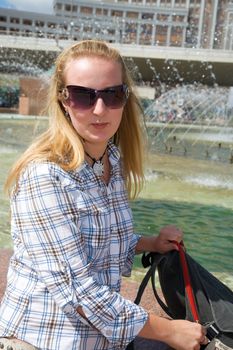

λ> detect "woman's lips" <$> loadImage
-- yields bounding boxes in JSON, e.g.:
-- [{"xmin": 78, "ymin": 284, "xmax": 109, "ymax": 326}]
[{"xmin": 92, "ymin": 122, "xmax": 108, "ymax": 129}]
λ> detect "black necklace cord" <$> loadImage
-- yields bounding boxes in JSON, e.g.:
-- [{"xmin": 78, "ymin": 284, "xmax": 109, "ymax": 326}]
[
  {"xmin": 84, "ymin": 148, "xmax": 106, "ymax": 164},
  {"xmin": 84, "ymin": 148, "xmax": 107, "ymax": 177}
]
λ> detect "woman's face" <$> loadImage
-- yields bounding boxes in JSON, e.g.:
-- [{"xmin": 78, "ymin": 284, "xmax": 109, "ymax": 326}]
[{"xmin": 62, "ymin": 56, "xmax": 125, "ymax": 151}]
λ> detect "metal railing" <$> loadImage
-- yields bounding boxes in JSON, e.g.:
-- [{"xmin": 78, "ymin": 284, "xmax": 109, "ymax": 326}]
[{"xmin": 1, "ymin": 31, "xmax": 233, "ymax": 64}]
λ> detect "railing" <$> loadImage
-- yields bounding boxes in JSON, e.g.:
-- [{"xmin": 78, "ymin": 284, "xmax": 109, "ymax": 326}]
[{"xmin": 1, "ymin": 31, "xmax": 233, "ymax": 63}]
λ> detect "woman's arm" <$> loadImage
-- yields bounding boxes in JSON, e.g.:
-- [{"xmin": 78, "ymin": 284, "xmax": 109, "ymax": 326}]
[
  {"xmin": 138, "ymin": 313, "xmax": 207, "ymax": 350},
  {"xmin": 77, "ymin": 306, "xmax": 207, "ymax": 350}
]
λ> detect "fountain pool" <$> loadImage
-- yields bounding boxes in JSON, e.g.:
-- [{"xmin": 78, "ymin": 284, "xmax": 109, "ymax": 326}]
[{"xmin": 0, "ymin": 116, "xmax": 232, "ymax": 290}]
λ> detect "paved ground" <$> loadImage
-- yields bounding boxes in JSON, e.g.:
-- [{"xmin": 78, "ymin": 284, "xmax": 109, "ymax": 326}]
[{"xmin": 0, "ymin": 248, "xmax": 172, "ymax": 350}]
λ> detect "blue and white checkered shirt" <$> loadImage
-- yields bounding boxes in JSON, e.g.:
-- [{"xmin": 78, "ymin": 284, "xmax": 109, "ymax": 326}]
[{"xmin": 0, "ymin": 142, "xmax": 148, "ymax": 350}]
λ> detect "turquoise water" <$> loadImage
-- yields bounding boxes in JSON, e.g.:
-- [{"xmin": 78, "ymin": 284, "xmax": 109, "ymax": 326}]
[
  {"xmin": 0, "ymin": 117, "xmax": 233, "ymax": 289},
  {"xmin": 130, "ymin": 152, "xmax": 233, "ymax": 289},
  {"xmin": 132, "ymin": 197, "xmax": 233, "ymax": 274}
]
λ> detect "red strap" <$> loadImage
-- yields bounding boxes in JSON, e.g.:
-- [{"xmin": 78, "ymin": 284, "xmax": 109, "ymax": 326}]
[{"xmin": 172, "ymin": 241, "xmax": 200, "ymax": 322}]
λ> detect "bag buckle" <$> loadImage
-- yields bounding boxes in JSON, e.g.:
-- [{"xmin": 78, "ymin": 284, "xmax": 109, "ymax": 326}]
[{"xmin": 205, "ymin": 322, "xmax": 220, "ymax": 341}]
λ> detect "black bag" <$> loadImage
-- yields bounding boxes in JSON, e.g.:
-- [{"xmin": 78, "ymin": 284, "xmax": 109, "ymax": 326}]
[{"xmin": 126, "ymin": 243, "xmax": 233, "ymax": 350}]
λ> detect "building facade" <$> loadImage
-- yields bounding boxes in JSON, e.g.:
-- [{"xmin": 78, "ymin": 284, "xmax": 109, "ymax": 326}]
[{"xmin": 0, "ymin": 0, "xmax": 232, "ymax": 50}]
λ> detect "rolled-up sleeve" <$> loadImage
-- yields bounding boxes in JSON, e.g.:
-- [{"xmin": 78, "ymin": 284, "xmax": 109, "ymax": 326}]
[
  {"xmin": 122, "ymin": 233, "xmax": 141, "ymax": 277},
  {"xmin": 13, "ymin": 162, "xmax": 148, "ymax": 348}
]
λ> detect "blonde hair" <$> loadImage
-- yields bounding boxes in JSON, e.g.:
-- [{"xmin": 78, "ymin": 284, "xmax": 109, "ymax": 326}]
[{"xmin": 5, "ymin": 40, "xmax": 146, "ymax": 198}]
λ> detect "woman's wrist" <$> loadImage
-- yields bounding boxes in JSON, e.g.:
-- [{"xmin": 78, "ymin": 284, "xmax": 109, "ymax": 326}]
[
  {"xmin": 135, "ymin": 236, "xmax": 158, "ymax": 254},
  {"xmin": 138, "ymin": 313, "xmax": 172, "ymax": 342}
]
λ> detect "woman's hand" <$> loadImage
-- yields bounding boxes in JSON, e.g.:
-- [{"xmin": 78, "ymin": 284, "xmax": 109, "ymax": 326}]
[
  {"xmin": 136, "ymin": 225, "xmax": 183, "ymax": 254},
  {"xmin": 165, "ymin": 319, "xmax": 208, "ymax": 350},
  {"xmin": 154, "ymin": 224, "xmax": 183, "ymax": 254}
]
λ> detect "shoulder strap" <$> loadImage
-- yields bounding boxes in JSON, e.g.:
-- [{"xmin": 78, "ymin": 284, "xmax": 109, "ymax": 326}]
[
  {"xmin": 133, "ymin": 252, "xmax": 173, "ymax": 318},
  {"xmin": 134, "ymin": 244, "xmax": 200, "ymax": 322}
]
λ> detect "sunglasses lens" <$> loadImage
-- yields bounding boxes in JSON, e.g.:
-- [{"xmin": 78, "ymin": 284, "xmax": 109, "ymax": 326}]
[
  {"xmin": 65, "ymin": 85, "xmax": 129, "ymax": 109},
  {"xmin": 102, "ymin": 85, "xmax": 128, "ymax": 109},
  {"xmin": 67, "ymin": 86, "xmax": 95, "ymax": 109}
]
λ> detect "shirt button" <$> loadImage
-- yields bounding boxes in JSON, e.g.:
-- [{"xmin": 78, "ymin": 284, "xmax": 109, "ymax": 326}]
[
  {"xmin": 105, "ymin": 329, "xmax": 112, "ymax": 336},
  {"xmin": 64, "ymin": 304, "xmax": 74, "ymax": 314}
]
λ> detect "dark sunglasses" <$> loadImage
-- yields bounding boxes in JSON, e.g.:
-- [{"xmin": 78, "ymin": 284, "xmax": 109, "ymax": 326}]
[{"xmin": 61, "ymin": 84, "xmax": 129, "ymax": 110}]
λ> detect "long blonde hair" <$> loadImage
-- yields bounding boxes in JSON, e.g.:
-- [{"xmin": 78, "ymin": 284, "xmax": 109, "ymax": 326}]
[{"xmin": 5, "ymin": 40, "xmax": 146, "ymax": 198}]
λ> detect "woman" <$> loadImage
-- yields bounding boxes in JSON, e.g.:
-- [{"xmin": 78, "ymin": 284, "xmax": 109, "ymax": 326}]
[{"xmin": 0, "ymin": 40, "xmax": 207, "ymax": 350}]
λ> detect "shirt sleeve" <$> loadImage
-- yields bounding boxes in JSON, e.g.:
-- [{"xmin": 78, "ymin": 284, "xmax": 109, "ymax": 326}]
[
  {"xmin": 122, "ymin": 233, "xmax": 141, "ymax": 277},
  {"xmin": 13, "ymin": 162, "xmax": 148, "ymax": 348}
]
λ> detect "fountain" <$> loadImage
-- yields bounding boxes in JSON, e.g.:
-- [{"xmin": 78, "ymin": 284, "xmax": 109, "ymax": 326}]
[
  {"xmin": 0, "ymin": 39, "xmax": 232, "ymax": 290},
  {"xmin": 144, "ymin": 83, "xmax": 233, "ymax": 164}
]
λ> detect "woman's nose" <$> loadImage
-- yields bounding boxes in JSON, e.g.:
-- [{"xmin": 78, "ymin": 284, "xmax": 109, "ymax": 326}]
[{"xmin": 93, "ymin": 98, "xmax": 107, "ymax": 115}]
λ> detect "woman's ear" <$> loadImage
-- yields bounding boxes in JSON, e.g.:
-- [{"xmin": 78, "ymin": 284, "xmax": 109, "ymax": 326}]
[
  {"xmin": 58, "ymin": 88, "xmax": 69, "ymax": 107},
  {"xmin": 60, "ymin": 87, "xmax": 69, "ymax": 101}
]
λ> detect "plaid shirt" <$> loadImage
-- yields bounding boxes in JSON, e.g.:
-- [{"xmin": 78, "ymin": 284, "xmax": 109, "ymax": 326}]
[{"xmin": 0, "ymin": 142, "xmax": 148, "ymax": 350}]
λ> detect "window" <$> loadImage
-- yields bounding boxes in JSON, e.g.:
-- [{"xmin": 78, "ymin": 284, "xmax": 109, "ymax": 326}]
[
  {"xmin": 48, "ymin": 22, "xmax": 56, "ymax": 29},
  {"xmin": 146, "ymin": 0, "xmax": 157, "ymax": 4},
  {"xmin": 142, "ymin": 13, "xmax": 154, "ymax": 19},
  {"xmin": 108, "ymin": 28, "xmax": 116, "ymax": 35},
  {"xmin": 10, "ymin": 27, "xmax": 20, "ymax": 34},
  {"xmin": 156, "ymin": 25, "xmax": 168, "ymax": 45},
  {"xmin": 0, "ymin": 26, "xmax": 6, "ymax": 32},
  {"xmin": 65, "ymin": 4, "xmax": 71, "ymax": 11},
  {"xmin": 84, "ymin": 25, "xmax": 92, "ymax": 32},
  {"xmin": 175, "ymin": 0, "xmax": 187, "ymax": 4},
  {"xmin": 0, "ymin": 16, "xmax": 7, "ymax": 22},
  {"xmin": 160, "ymin": 0, "xmax": 172, "ymax": 6},
  {"xmin": 35, "ymin": 20, "xmax": 44, "ymax": 27},
  {"xmin": 172, "ymin": 15, "xmax": 185, "ymax": 22},
  {"xmin": 124, "ymin": 22, "xmax": 137, "ymax": 44},
  {"xmin": 171, "ymin": 26, "xmax": 183, "ymax": 46},
  {"xmin": 140, "ymin": 23, "xmax": 153, "ymax": 44},
  {"xmin": 111, "ymin": 10, "xmax": 123, "ymax": 17},
  {"xmin": 157, "ymin": 14, "xmax": 169, "ymax": 21},
  {"xmin": 127, "ymin": 11, "xmax": 138, "ymax": 18},
  {"xmin": 59, "ymin": 23, "xmax": 68, "ymax": 30},
  {"xmin": 96, "ymin": 8, "xmax": 108, "ymax": 16},
  {"xmin": 10, "ymin": 17, "xmax": 20, "ymax": 24},
  {"xmin": 189, "ymin": 0, "xmax": 201, "ymax": 4},
  {"xmin": 24, "ymin": 29, "xmax": 32, "ymax": 36},
  {"xmin": 80, "ymin": 6, "xmax": 93, "ymax": 14},
  {"xmin": 23, "ymin": 19, "xmax": 32, "ymax": 26}
]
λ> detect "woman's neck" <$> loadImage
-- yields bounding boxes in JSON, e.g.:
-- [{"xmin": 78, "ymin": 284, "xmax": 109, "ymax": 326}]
[
  {"xmin": 84, "ymin": 143, "xmax": 110, "ymax": 182},
  {"xmin": 83, "ymin": 142, "xmax": 108, "ymax": 160}
]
